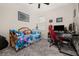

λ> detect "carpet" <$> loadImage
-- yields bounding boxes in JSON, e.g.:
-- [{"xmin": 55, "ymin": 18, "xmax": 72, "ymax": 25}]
[{"xmin": 0, "ymin": 39, "xmax": 66, "ymax": 56}]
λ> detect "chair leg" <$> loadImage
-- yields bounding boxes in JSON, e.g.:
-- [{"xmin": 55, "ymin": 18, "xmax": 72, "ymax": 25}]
[
  {"xmin": 55, "ymin": 40, "xmax": 62, "ymax": 51},
  {"xmin": 49, "ymin": 43, "xmax": 54, "ymax": 47}
]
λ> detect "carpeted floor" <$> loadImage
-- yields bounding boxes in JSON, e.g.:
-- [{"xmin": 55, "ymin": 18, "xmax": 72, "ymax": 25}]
[{"xmin": 0, "ymin": 39, "xmax": 66, "ymax": 56}]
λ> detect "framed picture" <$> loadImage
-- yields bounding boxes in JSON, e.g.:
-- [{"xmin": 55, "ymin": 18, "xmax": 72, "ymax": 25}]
[
  {"xmin": 49, "ymin": 19, "xmax": 53, "ymax": 23},
  {"xmin": 18, "ymin": 11, "xmax": 29, "ymax": 22},
  {"xmin": 56, "ymin": 17, "xmax": 63, "ymax": 22}
]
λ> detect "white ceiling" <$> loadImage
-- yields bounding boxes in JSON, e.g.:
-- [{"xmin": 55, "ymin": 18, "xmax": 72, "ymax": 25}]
[
  {"xmin": 26, "ymin": 3, "xmax": 70, "ymax": 11},
  {"xmin": 0, "ymin": 3, "xmax": 70, "ymax": 12}
]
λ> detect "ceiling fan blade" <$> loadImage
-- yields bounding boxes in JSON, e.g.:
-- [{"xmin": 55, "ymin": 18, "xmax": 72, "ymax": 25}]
[
  {"xmin": 29, "ymin": 3, "xmax": 33, "ymax": 4},
  {"xmin": 44, "ymin": 3, "xmax": 50, "ymax": 5},
  {"xmin": 38, "ymin": 3, "xmax": 40, "ymax": 8}
]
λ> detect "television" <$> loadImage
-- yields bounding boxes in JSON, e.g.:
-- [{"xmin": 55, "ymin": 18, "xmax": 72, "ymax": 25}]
[{"xmin": 54, "ymin": 25, "xmax": 64, "ymax": 31}]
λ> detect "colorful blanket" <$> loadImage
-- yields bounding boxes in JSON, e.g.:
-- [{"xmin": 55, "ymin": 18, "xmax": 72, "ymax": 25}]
[{"xmin": 10, "ymin": 29, "xmax": 41, "ymax": 50}]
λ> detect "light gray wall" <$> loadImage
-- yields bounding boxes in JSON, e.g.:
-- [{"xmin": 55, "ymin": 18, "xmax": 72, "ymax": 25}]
[
  {"xmin": 0, "ymin": 3, "xmax": 76, "ymax": 40},
  {"xmin": 76, "ymin": 3, "xmax": 79, "ymax": 33}
]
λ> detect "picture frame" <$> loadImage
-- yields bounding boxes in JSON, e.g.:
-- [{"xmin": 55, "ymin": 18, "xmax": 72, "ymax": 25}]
[
  {"xmin": 49, "ymin": 19, "xmax": 53, "ymax": 23},
  {"xmin": 18, "ymin": 11, "xmax": 29, "ymax": 22},
  {"xmin": 56, "ymin": 17, "xmax": 63, "ymax": 22}
]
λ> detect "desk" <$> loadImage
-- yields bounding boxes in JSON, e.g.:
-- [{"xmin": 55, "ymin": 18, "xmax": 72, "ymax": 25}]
[
  {"xmin": 72, "ymin": 34, "xmax": 79, "ymax": 55},
  {"xmin": 55, "ymin": 31, "xmax": 72, "ymax": 41},
  {"xmin": 55, "ymin": 32, "xmax": 78, "ymax": 55}
]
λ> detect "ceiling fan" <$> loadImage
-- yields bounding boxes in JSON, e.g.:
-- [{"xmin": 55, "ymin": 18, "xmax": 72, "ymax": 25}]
[{"xmin": 29, "ymin": 3, "xmax": 50, "ymax": 8}]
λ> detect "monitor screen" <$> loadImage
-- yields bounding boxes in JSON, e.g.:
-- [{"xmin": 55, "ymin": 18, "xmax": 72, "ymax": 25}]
[{"xmin": 54, "ymin": 25, "xmax": 64, "ymax": 31}]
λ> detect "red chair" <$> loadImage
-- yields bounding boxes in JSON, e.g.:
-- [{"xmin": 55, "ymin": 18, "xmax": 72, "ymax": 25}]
[
  {"xmin": 48, "ymin": 25, "xmax": 62, "ymax": 50},
  {"xmin": 49, "ymin": 25, "xmax": 57, "ymax": 42}
]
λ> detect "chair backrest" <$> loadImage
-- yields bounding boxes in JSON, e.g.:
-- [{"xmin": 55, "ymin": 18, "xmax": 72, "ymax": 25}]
[{"xmin": 49, "ymin": 25, "xmax": 57, "ymax": 41}]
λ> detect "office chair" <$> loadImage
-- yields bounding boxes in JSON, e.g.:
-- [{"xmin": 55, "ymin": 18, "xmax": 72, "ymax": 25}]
[{"xmin": 48, "ymin": 25, "xmax": 61, "ymax": 50}]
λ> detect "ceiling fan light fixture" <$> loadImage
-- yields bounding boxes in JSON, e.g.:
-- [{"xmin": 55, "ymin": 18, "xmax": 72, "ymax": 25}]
[
  {"xmin": 38, "ymin": 3, "xmax": 40, "ymax": 8},
  {"xmin": 44, "ymin": 3, "xmax": 50, "ymax": 5},
  {"xmin": 29, "ymin": 3, "xmax": 50, "ymax": 9}
]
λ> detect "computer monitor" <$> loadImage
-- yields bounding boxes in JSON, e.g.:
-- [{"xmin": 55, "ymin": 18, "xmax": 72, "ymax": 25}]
[{"xmin": 54, "ymin": 25, "xmax": 64, "ymax": 31}]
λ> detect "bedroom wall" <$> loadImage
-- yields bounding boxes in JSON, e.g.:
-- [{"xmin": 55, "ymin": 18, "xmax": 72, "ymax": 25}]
[
  {"xmin": 0, "ymin": 4, "xmax": 36, "ymax": 41},
  {"xmin": 0, "ymin": 3, "xmax": 76, "ymax": 41},
  {"xmin": 75, "ymin": 3, "xmax": 79, "ymax": 33},
  {"xmin": 39, "ymin": 3, "xmax": 76, "ymax": 39}
]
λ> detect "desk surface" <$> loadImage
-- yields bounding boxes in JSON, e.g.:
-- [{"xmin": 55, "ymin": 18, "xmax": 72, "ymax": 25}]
[{"xmin": 72, "ymin": 34, "xmax": 79, "ymax": 36}]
